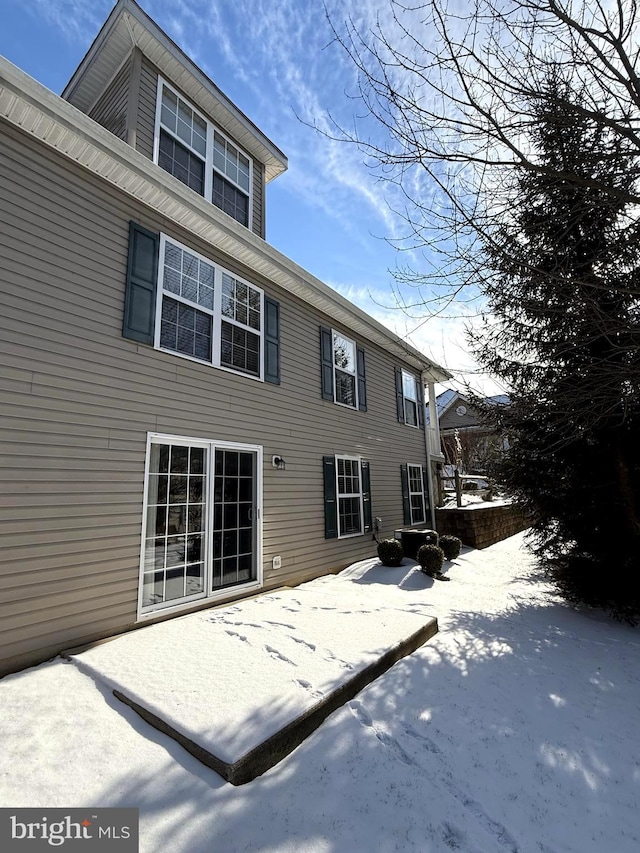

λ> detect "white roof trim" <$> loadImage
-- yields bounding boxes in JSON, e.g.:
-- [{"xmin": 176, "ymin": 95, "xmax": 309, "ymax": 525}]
[{"xmin": 0, "ymin": 55, "xmax": 450, "ymax": 381}]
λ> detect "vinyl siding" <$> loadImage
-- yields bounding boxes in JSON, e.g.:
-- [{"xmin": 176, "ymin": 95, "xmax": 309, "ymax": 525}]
[
  {"xmin": 253, "ymin": 161, "xmax": 265, "ymax": 239},
  {"xmin": 88, "ymin": 55, "xmax": 131, "ymax": 141},
  {"xmin": 440, "ymin": 403, "xmax": 485, "ymax": 431},
  {"xmin": 135, "ymin": 55, "xmax": 156, "ymax": 160},
  {"xmin": 0, "ymin": 119, "xmax": 430, "ymax": 675}
]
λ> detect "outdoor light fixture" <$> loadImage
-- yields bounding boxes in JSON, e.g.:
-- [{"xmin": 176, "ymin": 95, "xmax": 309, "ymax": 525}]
[{"xmin": 272, "ymin": 455, "xmax": 286, "ymax": 470}]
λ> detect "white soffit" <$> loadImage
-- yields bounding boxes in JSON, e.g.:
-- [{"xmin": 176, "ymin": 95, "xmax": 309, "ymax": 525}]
[
  {"xmin": 62, "ymin": 0, "xmax": 287, "ymax": 183},
  {"xmin": 0, "ymin": 57, "xmax": 450, "ymax": 382}
]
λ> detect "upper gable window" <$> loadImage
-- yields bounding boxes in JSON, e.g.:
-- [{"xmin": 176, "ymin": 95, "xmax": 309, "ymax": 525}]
[{"xmin": 154, "ymin": 79, "xmax": 252, "ymax": 228}]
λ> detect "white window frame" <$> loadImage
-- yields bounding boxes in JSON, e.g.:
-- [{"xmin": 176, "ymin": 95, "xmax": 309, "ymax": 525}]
[
  {"xmin": 407, "ymin": 463, "xmax": 426, "ymax": 525},
  {"xmin": 332, "ymin": 330, "xmax": 358, "ymax": 409},
  {"xmin": 153, "ymin": 77, "xmax": 253, "ymax": 229},
  {"xmin": 154, "ymin": 233, "xmax": 265, "ymax": 381},
  {"xmin": 402, "ymin": 370, "xmax": 420, "ymax": 428},
  {"xmin": 137, "ymin": 433, "xmax": 263, "ymax": 621},
  {"xmin": 335, "ymin": 455, "xmax": 364, "ymax": 538}
]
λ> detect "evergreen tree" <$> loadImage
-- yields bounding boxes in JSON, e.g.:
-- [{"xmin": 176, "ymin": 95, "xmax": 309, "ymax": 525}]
[{"xmin": 472, "ymin": 78, "xmax": 640, "ymax": 622}]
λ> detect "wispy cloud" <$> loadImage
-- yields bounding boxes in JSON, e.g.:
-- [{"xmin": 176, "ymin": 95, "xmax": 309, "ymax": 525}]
[{"xmin": 29, "ymin": 0, "xmax": 110, "ymax": 45}]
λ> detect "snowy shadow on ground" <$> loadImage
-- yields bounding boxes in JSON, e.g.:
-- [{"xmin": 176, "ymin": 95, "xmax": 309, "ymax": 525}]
[
  {"xmin": 86, "ymin": 595, "xmax": 640, "ymax": 853},
  {"xmin": 349, "ymin": 559, "xmax": 459, "ymax": 590},
  {"xmin": 4, "ymin": 532, "xmax": 639, "ymax": 853}
]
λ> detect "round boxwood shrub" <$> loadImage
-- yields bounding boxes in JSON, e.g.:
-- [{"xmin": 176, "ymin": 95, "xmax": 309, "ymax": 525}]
[
  {"xmin": 417, "ymin": 543, "xmax": 445, "ymax": 576},
  {"xmin": 439, "ymin": 535, "xmax": 462, "ymax": 561},
  {"xmin": 377, "ymin": 538, "xmax": 404, "ymax": 567}
]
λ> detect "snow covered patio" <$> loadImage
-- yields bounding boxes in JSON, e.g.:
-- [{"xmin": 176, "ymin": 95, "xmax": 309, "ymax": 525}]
[
  {"xmin": 2, "ymin": 532, "xmax": 639, "ymax": 852},
  {"xmin": 65, "ymin": 582, "xmax": 438, "ymax": 784}
]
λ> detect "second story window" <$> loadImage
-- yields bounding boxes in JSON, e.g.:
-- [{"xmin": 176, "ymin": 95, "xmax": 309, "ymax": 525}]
[
  {"xmin": 395, "ymin": 367, "xmax": 424, "ymax": 428},
  {"xmin": 333, "ymin": 332, "xmax": 358, "ymax": 408},
  {"xmin": 155, "ymin": 79, "xmax": 252, "ymax": 228},
  {"xmin": 319, "ymin": 326, "xmax": 367, "ymax": 411},
  {"xmin": 156, "ymin": 235, "xmax": 263, "ymax": 378},
  {"xmin": 402, "ymin": 370, "xmax": 419, "ymax": 426}
]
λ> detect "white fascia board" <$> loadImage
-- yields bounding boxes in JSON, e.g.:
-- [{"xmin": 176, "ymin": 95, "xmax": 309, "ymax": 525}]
[{"xmin": 0, "ymin": 55, "xmax": 450, "ymax": 380}]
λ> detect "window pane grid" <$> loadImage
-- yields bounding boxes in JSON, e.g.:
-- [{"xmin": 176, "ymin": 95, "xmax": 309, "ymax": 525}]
[
  {"xmin": 221, "ymin": 274, "xmax": 261, "ymax": 330},
  {"xmin": 143, "ymin": 444, "xmax": 207, "ymax": 608},
  {"xmin": 333, "ymin": 331, "xmax": 358, "ymax": 408},
  {"xmin": 213, "ymin": 173, "xmax": 249, "ymax": 226},
  {"xmin": 212, "ymin": 450, "xmax": 255, "ymax": 590},
  {"xmin": 338, "ymin": 497, "xmax": 362, "ymax": 536},
  {"xmin": 408, "ymin": 464, "xmax": 426, "ymax": 524},
  {"xmin": 143, "ymin": 442, "xmax": 257, "ymax": 612},
  {"xmin": 160, "ymin": 297, "xmax": 212, "ymax": 361},
  {"xmin": 158, "ymin": 238, "xmax": 262, "ymax": 376},
  {"xmin": 336, "ymin": 457, "xmax": 363, "ymax": 537},
  {"xmin": 156, "ymin": 79, "xmax": 252, "ymax": 227},
  {"xmin": 213, "ymin": 130, "xmax": 251, "ymax": 193},
  {"xmin": 162, "ymin": 243, "xmax": 215, "ymax": 311},
  {"xmin": 161, "ymin": 86, "xmax": 207, "ymax": 158},
  {"xmin": 220, "ymin": 321, "xmax": 260, "ymax": 376},
  {"xmin": 158, "ymin": 130, "xmax": 205, "ymax": 195}
]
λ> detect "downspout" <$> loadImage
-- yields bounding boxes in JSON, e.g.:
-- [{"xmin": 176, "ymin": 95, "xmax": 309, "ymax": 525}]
[{"xmin": 422, "ymin": 373, "xmax": 439, "ymax": 531}]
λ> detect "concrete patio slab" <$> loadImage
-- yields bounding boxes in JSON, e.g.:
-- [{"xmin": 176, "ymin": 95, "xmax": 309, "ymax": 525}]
[{"xmin": 67, "ymin": 583, "xmax": 437, "ymax": 785}]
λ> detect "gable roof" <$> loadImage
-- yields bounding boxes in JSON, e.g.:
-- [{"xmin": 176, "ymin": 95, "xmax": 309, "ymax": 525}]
[
  {"xmin": 426, "ymin": 389, "xmax": 510, "ymax": 424},
  {"xmin": 62, "ymin": 0, "xmax": 287, "ymax": 184}
]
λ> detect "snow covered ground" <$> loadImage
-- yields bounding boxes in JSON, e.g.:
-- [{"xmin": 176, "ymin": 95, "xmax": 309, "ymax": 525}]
[
  {"xmin": 68, "ymin": 585, "xmax": 436, "ymax": 767},
  {"xmin": 1, "ymin": 532, "xmax": 639, "ymax": 852}
]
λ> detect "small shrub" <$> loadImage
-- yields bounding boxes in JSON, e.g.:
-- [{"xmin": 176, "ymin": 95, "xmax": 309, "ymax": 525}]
[
  {"xmin": 417, "ymin": 543, "xmax": 445, "ymax": 575},
  {"xmin": 439, "ymin": 535, "xmax": 462, "ymax": 561},
  {"xmin": 377, "ymin": 538, "xmax": 404, "ymax": 567}
]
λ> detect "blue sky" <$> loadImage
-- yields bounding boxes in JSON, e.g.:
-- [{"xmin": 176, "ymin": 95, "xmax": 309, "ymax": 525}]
[{"xmin": 0, "ymin": 0, "xmax": 495, "ymax": 393}]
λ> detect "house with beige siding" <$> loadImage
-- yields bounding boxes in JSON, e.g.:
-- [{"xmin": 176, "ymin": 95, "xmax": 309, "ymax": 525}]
[{"xmin": 0, "ymin": 0, "xmax": 449, "ymax": 677}]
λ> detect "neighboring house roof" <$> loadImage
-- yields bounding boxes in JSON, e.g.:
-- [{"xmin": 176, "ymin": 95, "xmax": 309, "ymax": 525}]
[
  {"xmin": 62, "ymin": 0, "xmax": 288, "ymax": 184},
  {"xmin": 426, "ymin": 389, "xmax": 510, "ymax": 426},
  {"xmin": 0, "ymin": 56, "xmax": 451, "ymax": 382}
]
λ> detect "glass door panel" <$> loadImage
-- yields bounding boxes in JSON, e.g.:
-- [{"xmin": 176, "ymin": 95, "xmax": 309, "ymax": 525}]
[
  {"xmin": 142, "ymin": 443, "xmax": 207, "ymax": 608},
  {"xmin": 212, "ymin": 449, "xmax": 256, "ymax": 589}
]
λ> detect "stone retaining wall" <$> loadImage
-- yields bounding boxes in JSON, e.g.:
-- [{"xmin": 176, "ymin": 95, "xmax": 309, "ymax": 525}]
[{"xmin": 435, "ymin": 502, "xmax": 530, "ymax": 549}]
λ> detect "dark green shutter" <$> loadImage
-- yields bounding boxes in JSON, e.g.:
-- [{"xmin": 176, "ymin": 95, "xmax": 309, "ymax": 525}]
[
  {"xmin": 417, "ymin": 379, "xmax": 425, "ymax": 429},
  {"xmin": 357, "ymin": 346, "xmax": 367, "ymax": 412},
  {"xmin": 361, "ymin": 460, "xmax": 372, "ymax": 532},
  {"xmin": 123, "ymin": 221, "xmax": 159, "ymax": 344},
  {"xmin": 395, "ymin": 367, "xmax": 405, "ymax": 423},
  {"xmin": 320, "ymin": 327, "xmax": 334, "ymax": 401},
  {"xmin": 323, "ymin": 456, "xmax": 338, "ymax": 539},
  {"xmin": 264, "ymin": 297, "xmax": 280, "ymax": 385},
  {"xmin": 400, "ymin": 464, "xmax": 411, "ymax": 525}
]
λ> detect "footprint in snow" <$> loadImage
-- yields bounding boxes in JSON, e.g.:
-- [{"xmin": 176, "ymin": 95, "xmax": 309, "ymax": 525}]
[
  {"xmin": 264, "ymin": 645, "xmax": 296, "ymax": 666},
  {"xmin": 224, "ymin": 630, "xmax": 249, "ymax": 643},
  {"xmin": 288, "ymin": 636, "xmax": 317, "ymax": 652}
]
